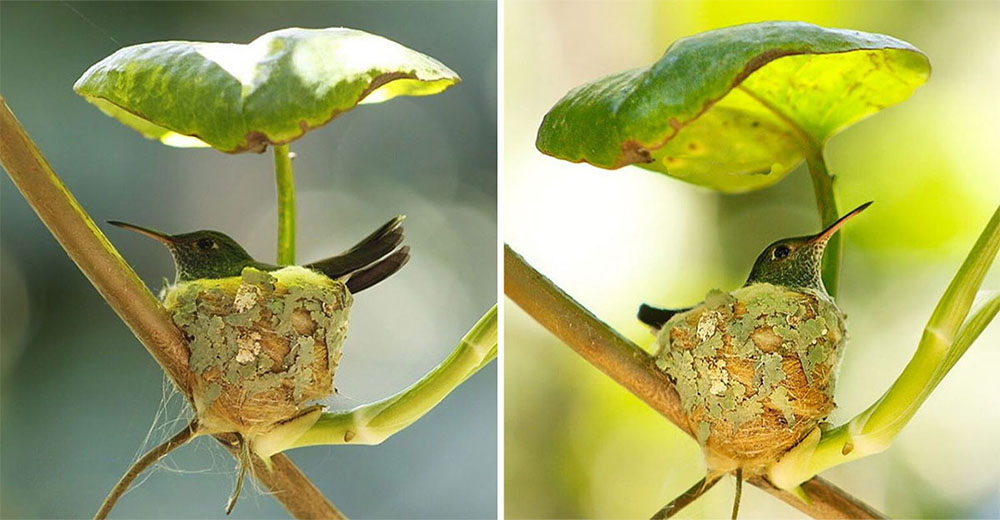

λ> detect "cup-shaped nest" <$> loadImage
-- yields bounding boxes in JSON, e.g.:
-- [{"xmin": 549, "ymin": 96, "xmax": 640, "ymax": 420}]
[
  {"xmin": 163, "ymin": 266, "xmax": 352, "ymax": 438},
  {"xmin": 654, "ymin": 283, "xmax": 846, "ymax": 474}
]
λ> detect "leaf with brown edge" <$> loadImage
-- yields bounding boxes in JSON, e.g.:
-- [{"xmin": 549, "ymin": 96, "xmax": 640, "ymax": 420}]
[
  {"xmin": 75, "ymin": 27, "xmax": 460, "ymax": 153},
  {"xmin": 536, "ymin": 22, "xmax": 929, "ymax": 193}
]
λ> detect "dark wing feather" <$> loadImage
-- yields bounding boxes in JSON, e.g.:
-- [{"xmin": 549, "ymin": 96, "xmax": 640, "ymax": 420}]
[
  {"xmin": 637, "ymin": 303, "xmax": 691, "ymax": 329},
  {"xmin": 345, "ymin": 246, "xmax": 410, "ymax": 294},
  {"xmin": 305, "ymin": 216, "xmax": 404, "ymax": 279}
]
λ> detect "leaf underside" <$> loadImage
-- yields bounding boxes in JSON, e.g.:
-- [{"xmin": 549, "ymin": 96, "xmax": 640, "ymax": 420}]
[
  {"xmin": 536, "ymin": 22, "xmax": 930, "ymax": 193},
  {"xmin": 74, "ymin": 27, "xmax": 461, "ymax": 153}
]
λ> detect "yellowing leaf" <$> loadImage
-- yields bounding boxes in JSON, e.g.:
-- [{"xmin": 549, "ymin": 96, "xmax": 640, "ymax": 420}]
[
  {"xmin": 75, "ymin": 27, "xmax": 460, "ymax": 153},
  {"xmin": 536, "ymin": 22, "xmax": 929, "ymax": 193}
]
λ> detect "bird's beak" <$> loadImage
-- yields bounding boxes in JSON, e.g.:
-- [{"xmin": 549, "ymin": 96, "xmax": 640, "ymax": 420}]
[
  {"xmin": 808, "ymin": 201, "xmax": 873, "ymax": 246},
  {"xmin": 107, "ymin": 221, "xmax": 175, "ymax": 245}
]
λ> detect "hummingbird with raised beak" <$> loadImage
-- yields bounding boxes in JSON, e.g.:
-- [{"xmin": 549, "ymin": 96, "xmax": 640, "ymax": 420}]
[
  {"xmin": 638, "ymin": 201, "xmax": 871, "ymax": 329},
  {"xmin": 108, "ymin": 216, "xmax": 410, "ymax": 293},
  {"xmin": 637, "ymin": 202, "xmax": 872, "ymax": 520}
]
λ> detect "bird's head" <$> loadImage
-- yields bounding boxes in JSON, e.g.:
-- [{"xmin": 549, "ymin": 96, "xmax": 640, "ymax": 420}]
[
  {"xmin": 109, "ymin": 222, "xmax": 257, "ymax": 282},
  {"xmin": 745, "ymin": 202, "xmax": 872, "ymax": 293}
]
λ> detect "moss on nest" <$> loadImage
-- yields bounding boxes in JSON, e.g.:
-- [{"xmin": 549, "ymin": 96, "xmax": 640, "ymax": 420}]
[
  {"xmin": 163, "ymin": 266, "xmax": 351, "ymax": 438},
  {"xmin": 654, "ymin": 283, "xmax": 846, "ymax": 474}
]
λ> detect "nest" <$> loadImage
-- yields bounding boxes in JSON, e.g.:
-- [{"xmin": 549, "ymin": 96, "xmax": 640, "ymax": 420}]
[
  {"xmin": 163, "ymin": 266, "xmax": 352, "ymax": 438},
  {"xmin": 654, "ymin": 283, "xmax": 846, "ymax": 475}
]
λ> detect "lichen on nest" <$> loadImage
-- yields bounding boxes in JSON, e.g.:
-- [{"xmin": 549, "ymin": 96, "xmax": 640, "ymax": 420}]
[
  {"xmin": 163, "ymin": 266, "xmax": 351, "ymax": 438},
  {"xmin": 654, "ymin": 283, "xmax": 846, "ymax": 474}
]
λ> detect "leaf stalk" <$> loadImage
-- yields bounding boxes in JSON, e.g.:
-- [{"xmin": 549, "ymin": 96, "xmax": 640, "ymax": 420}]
[
  {"xmin": 274, "ymin": 143, "xmax": 296, "ymax": 265},
  {"xmin": 805, "ymin": 149, "xmax": 843, "ymax": 297}
]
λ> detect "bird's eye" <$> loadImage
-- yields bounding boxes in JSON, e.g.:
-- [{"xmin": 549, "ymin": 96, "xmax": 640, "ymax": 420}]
[
  {"xmin": 196, "ymin": 238, "xmax": 217, "ymax": 251},
  {"xmin": 773, "ymin": 245, "xmax": 791, "ymax": 260}
]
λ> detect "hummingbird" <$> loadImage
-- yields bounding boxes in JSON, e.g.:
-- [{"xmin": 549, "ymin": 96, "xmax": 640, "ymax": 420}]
[
  {"xmin": 102, "ymin": 217, "xmax": 409, "ymax": 517},
  {"xmin": 108, "ymin": 216, "xmax": 410, "ymax": 293},
  {"xmin": 638, "ymin": 201, "xmax": 872, "ymax": 329},
  {"xmin": 639, "ymin": 202, "xmax": 871, "ymax": 520}
]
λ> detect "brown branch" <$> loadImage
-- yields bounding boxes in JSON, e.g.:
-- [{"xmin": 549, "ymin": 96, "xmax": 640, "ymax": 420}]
[
  {"xmin": 754, "ymin": 475, "xmax": 886, "ymax": 519},
  {"xmin": 503, "ymin": 246, "xmax": 692, "ymax": 434},
  {"xmin": 504, "ymin": 244, "xmax": 885, "ymax": 520},
  {"xmin": 232, "ymin": 434, "xmax": 345, "ymax": 519},
  {"xmin": 0, "ymin": 95, "xmax": 343, "ymax": 519}
]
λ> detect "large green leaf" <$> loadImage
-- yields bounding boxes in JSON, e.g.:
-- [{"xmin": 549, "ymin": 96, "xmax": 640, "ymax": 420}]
[
  {"xmin": 75, "ymin": 27, "xmax": 460, "ymax": 153},
  {"xmin": 536, "ymin": 22, "xmax": 929, "ymax": 193}
]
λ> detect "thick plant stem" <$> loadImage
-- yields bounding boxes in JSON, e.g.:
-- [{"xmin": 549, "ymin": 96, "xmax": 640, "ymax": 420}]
[
  {"xmin": 274, "ymin": 143, "xmax": 296, "ymax": 265},
  {"xmin": 0, "ymin": 96, "xmax": 341, "ymax": 519},
  {"xmin": 768, "ymin": 206, "xmax": 1000, "ymax": 490},
  {"xmin": 751, "ymin": 475, "xmax": 886, "ymax": 519},
  {"xmin": 0, "ymin": 97, "xmax": 192, "ymax": 395},
  {"xmin": 95, "ymin": 421, "xmax": 200, "ymax": 519},
  {"xmin": 504, "ymin": 244, "xmax": 883, "ymax": 519},
  {"xmin": 234, "ymin": 437, "xmax": 346, "ymax": 519},
  {"xmin": 291, "ymin": 306, "xmax": 497, "ymax": 449},
  {"xmin": 503, "ymin": 245, "xmax": 692, "ymax": 433},
  {"xmin": 805, "ymin": 149, "xmax": 842, "ymax": 297}
]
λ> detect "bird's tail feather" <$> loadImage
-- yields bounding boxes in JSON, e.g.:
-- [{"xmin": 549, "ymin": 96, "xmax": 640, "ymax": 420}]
[
  {"xmin": 305, "ymin": 215, "xmax": 407, "ymax": 292},
  {"xmin": 305, "ymin": 216, "xmax": 405, "ymax": 280},
  {"xmin": 345, "ymin": 246, "xmax": 410, "ymax": 294},
  {"xmin": 637, "ymin": 303, "xmax": 682, "ymax": 329}
]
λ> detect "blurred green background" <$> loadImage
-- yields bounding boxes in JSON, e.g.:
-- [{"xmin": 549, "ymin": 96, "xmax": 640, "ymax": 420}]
[
  {"xmin": 505, "ymin": 1, "xmax": 998, "ymax": 519},
  {"xmin": 1, "ymin": 2, "xmax": 496, "ymax": 518}
]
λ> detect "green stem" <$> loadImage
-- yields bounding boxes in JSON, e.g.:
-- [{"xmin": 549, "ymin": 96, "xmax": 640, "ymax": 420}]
[
  {"xmin": 274, "ymin": 143, "xmax": 295, "ymax": 265},
  {"xmin": 738, "ymin": 85, "xmax": 843, "ymax": 296},
  {"xmin": 290, "ymin": 305, "xmax": 497, "ymax": 448},
  {"xmin": 769, "ymin": 205, "xmax": 1000, "ymax": 490},
  {"xmin": 805, "ymin": 149, "xmax": 842, "ymax": 297}
]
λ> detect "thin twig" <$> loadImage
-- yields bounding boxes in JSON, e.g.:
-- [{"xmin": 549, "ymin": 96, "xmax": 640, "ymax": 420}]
[
  {"xmin": 226, "ymin": 445, "xmax": 249, "ymax": 516},
  {"xmin": 0, "ymin": 95, "xmax": 343, "ymax": 519},
  {"xmin": 504, "ymin": 244, "xmax": 885, "ymax": 519},
  {"xmin": 731, "ymin": 468, "xmax": 742, "ymax": 520},
  {"xmin": 650, "ymin": 474, "xmax": 722, "ymax": 519},
  {"xmin": 96, "ymin": 421, "xmax": 200, "ymax": 519}
]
